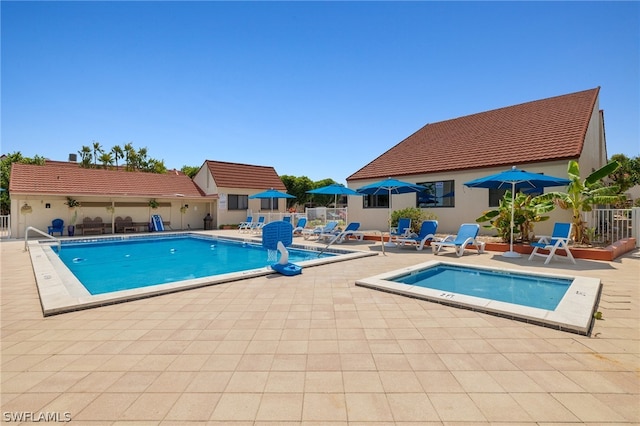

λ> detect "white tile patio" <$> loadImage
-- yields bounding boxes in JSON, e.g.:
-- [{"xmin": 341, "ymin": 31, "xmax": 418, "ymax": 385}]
[{"xmin": 1, "ymin": 231, "xmax": 639, "ymax": 424}]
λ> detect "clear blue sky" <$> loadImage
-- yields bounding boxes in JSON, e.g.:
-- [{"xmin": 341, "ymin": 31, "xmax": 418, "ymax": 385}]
[{"xmin": 2, "ymin": 1, "xmax": 638, "ymax": 184}]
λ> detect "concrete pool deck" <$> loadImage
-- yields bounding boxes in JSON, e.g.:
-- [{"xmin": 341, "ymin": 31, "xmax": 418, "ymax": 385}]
[{"xmin": 2, "ymin": 230, "xmax": 639, "ymax": 424}]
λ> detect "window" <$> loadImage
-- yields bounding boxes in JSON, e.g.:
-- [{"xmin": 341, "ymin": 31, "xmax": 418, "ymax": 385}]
[
  {"xmin": 488, "ymin": 188, "xmax": 543, "ymax": 207},
  {"xmin": 416, "ymin": 180, "xmax": 455, "ymax": 208},
  {"xmin": 363, "ymin": 193, "xmax": 389, "ymax": 208},
  {"xmin": 228, "ymin": 194, "xmax": 248, "ymax": 210},
  {"xmin": 260, "ymin": 198, "xmax": 278, "ymax": 210}
]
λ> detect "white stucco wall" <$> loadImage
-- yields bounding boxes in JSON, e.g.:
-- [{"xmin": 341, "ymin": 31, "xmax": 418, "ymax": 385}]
[{"xmin": 347, "ymin": 160, "xmax": 576, "ymax": 237}]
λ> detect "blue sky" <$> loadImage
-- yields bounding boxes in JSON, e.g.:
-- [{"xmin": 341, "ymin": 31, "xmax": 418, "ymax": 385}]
[{"xmin": 2, "ymin": 1, "xmax": 638, "ymax": 184}]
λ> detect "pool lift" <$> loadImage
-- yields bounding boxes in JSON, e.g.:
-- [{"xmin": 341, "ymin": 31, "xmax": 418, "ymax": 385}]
[{"xmin": 261, "ymin": 221, "xmax": 302, "ymax": 276}]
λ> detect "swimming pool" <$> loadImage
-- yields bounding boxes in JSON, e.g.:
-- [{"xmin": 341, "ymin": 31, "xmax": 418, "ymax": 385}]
[
  {"xmin": 28, "ymin": 232, "xmax": 375, "ymax": 315},
  {"xmin": 55, "ymin": 234, "xmax": 334, "ymax": 295},
  {"xmin": 356, "ymin": 260, "xmax": 601, "ymax": 335}
]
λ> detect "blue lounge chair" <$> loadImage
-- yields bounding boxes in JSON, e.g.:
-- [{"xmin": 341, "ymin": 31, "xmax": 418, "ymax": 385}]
[
  {"xmin": 395, "ymin": 220, "xmax": 438, "ymax": 250},
  {"xmin": 302, "ymin": 221, "xmax": 338, "ymax": 240},
  {"xmin": 432, "ymin": 223, "xmax": 485, "ymax": 256},
  {"xmin": 292, "ymin": 217, "xmax": 307, "ymax": 236},
  {"xmin": 390, "ymin": 218, "xmax": 412, "ymax": 243},
  {"xmin": 250, "ymin": 216, "xmax": 266, "ymax": 233},
  {"xmin": 238, "ymin": 216, "xmax": 253, "ymax": 232},
  {"xmin": 48, "ymin": 218, "xmax": 64, "ymax": 236},
  {"xmin": 528, "ymin": 222, "xmax": 576, "ymax": 265},
  {"xmin": 321, "ymin": 222, "xmax": 363, "ymax": 243}
]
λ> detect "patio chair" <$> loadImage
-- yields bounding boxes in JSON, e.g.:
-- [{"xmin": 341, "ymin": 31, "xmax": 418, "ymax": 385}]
[
  {"xmin": 250, "ymin": 216, "xmax": 266, "ymax": 233},
  {"xmin": 395, "ymin": 220, "xmax": 438, "ymax": 250},
  {"xmin": 528, "ymin": 222, "xmax": 576, "ymax": 265},
  {"xmin": 48, "ymin": 218, "xmax": 64, "ymax": 236},
  {"xmin": 432, "ymin": 223, "xmax": 485, "ymax": 256},
  {"xmin": 389, "ymin": 218, "xmax": 412, "ymax": 243},
  {"xmin": 238, "ymin": 216, "xmax": 253, "ymax": 233},
  {"xmin": 292, "ymin": 217, "xmax": 308, "ymax": 236},
  {"xmin": 321, "ymin": 222, "xmax": 363, "ymax": 243},
  {"xmin": 302, "ymin": 221, "xmax": 338, "ymax": 240}
]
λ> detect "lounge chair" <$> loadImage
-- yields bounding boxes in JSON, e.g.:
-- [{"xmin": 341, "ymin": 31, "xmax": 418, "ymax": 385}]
[
  {"xmin": 292, "ymin": 217, "xmax": 308, "ymax": 236},
  {"xmin": 395, "ymin": 220, "xmax": 438, "ymax": 250},
  {"xmin": 48, "ymin": 218, "xmax": 64, "ymax": 236},
  {"xmin": 320, "ymin": 222, "xmax": 363, "ymax": 243},
  {"xmin": 333, "ymin": 222, "xmax": 364, "ymax": 243},
  {"xmin": 390, "ymin": 218, "xmax": 412, "ymax": 243},
  {"xmin": 302, "ymin": 221, "xmax": 338, "ymax": 240},
  {"xmin": 238, "ymin": 216, "xmax": 253, "ymax": 233},
  {"xmin": 432, "ymin": 223, "xmax": 485, "ymax": 256},
  {"xmin": 250, "ymin": 216, "xmax": 266, "ymax": 233},
  {"xmin": 528, "ymin": 222, "xmax": 576, "ymax": 265}
]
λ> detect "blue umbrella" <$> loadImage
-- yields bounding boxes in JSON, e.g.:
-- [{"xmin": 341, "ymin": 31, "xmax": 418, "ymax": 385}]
[
  {"xmin": 249, "ymin": 188, "xmax": 296, "ymax": 212},
  {"xmin": 356, "ymin": 178, "xmax": 425, "ymax": 240},
  {"xmin": 307, "ymin": 183, "xmax": 363, "ymax": 207},
  {"xmin": 464, "ymin": 166, "xmax": 570, "ymax": 257}
]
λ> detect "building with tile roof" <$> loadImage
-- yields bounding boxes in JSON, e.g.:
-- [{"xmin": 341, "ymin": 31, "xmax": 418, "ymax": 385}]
[
  {"xmin": 9, "ymin": 158, "xmax": 288, "ymax": 237},
  {"xmin": 346, "ymin": 87, "xmax": 608, "ymax": 234},
  {"xmin": 193, "ymin": 160, "xmax": 288, "ymax": 227}
]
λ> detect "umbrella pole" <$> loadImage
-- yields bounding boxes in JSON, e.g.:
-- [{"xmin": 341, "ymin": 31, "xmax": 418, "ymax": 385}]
[
  {"xmin": 503, "ymin": 181, "xmax": 521, "ymax": 258},
  {"xmin": 384, "ymin": 187, "xmax": 395, "ymax": 247}
]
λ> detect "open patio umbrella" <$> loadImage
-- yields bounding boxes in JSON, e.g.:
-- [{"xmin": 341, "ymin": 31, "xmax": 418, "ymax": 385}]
[
  {"xmin": 356, "ymin": 178, "xmax": 425, "ymax": 245},
  {"xmin": 307, "ymin": 183, "xmax": 363, "ymax": 207},
  {"xmin": 464, "ymin": 166, "xmax": 570, "ymax": 258},
  {"xmin": 249, "ymin": 188, "xmax": 296, "ymax": 212}
]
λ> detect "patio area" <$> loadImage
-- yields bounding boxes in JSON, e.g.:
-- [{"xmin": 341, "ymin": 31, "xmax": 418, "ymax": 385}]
[{"xmin": 2, "ymin": 230, "xmax": 639, "ymax": 424}]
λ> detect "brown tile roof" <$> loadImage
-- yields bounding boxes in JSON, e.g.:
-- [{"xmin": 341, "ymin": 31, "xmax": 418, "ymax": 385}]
[
  {"xmin": 9, "ymin": 163, "xmax": 205, "ymax": 198},
  {"xmin": 205, "ymin": 160, "xmax": 286, "ymax": 190},
  {"xmin": 347, "ymin": 88, "xmax": 599, "ymax": 182}
]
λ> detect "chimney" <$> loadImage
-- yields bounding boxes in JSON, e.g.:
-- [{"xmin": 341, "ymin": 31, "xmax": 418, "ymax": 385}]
[{"xmin": 68, "ymin": 153, "xmax": 77, "ymax": 162}]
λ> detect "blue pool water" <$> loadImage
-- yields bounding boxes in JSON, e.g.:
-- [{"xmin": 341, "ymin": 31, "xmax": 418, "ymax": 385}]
[
  {"xmin": 55, "ymin": 235, "xmax": 332, "ymax": 295},
  {"xmin": 393, "ymin": 264, "xmax": 572, "ymax": 310}
]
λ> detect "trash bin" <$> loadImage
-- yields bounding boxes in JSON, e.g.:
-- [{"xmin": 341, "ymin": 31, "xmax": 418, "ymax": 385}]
[{"xmin": 203, "ymin": 213, "xmax": 213, "ymax": 230}]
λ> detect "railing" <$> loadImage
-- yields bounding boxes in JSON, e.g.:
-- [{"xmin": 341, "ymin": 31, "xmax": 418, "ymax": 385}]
[
  {"xmin": 305, "ymin": 207, "xmax": 348, "ymax": 227},
  {"xmin": 0, "ymin": 215, "xmax": 10, "ymax": 239},
  {"xmin": 24, "ymin": 226, "xmax": 61, "ymax": 252},
  {"xmin": 582, "ymin": 208, "xmax": 639, "ymax": 247}
]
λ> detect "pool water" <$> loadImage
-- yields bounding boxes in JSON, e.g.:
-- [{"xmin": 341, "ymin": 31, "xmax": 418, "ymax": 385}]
[
  {"xmin": 55, "ymin": 235, "xmax": 332, "ymax": 295},
  {"xmin": 393, "ymin": 264, "xmax": 572, "ymax": 310}
]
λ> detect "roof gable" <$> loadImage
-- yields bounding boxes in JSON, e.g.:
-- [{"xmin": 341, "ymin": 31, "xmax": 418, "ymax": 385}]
[
  {"xmin": 347, "ymin": 88, "xmax": 599, "ymax": 181},
  {"xmin": 9, "ymin": 163, "xmax": 204, "ymax": 198},
  {"xmin": 205, "ymin": 160, "xmax": 286, "ymax": 190}
]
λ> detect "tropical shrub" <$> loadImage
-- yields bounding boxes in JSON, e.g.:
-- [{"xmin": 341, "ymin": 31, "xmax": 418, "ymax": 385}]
[
  {"xmin": 536, "ymin": 160, "xmax": 622, "ymax": 245},
  {"xmin": 476, "ymin": 190, "xmax": 555, "ymax": 243},
  {"xmin": 390, "ymin": 207, "xmax": 437, "ymax": 234}
]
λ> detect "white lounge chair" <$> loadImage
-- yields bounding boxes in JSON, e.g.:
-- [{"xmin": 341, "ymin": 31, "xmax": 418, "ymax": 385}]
[
  {"xmin": 250, "ymin": 216, "xmax": 266, "ymax": 233},
  {"xmin": 238, "ymin": 216, "xmax": 253, "ymax": 233},
  {"xmin": 322, "ymin": 222, "xmax": 364, "ymax": 243},
  {"xmin": 303, "ymin": 221, "xmax": 338, "ymax": 240},
  {"xmin": 432, "ymin": 223, "xmax": 485, "ymax": 256},
  {"xmin": 395, "ymin": 220, "xmax": 438, "ymax": 251},
  {"xmin": 528, "ymin": 222, "xmax": 576, "ymax": 264},
  {"xmin": 292, "ymin": 217, "xmax": 308, "ymax": 236}
]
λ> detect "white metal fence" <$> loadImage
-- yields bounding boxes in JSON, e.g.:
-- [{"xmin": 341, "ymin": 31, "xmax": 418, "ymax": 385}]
[
  {"xmin": 305, "ymin": 207, "xmax": 348, "ymax": 227},
  {"xmin": 0, "ymin": 215, "xmax": 10, "ymax": 239},
  {"xmin": 582, "ymin": 208, "xmax": 639, "ymax": 247}
]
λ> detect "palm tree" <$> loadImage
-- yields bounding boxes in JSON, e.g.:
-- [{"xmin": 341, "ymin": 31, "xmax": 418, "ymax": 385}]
[
  {"xmin": 98, "ymin": 152, "xmax": 114, "ymax": 169},
  {"xmin": 92, "ymin": 141, "xmax": 103, "ymax": 168},
  {"xmin": 538, "ymin": 160, "xmax": 621, "ymax": 244},
  {"xmin": 78, "ymin": 146, "xmax": 92, "ymax": 167},
  {"xmin": 123, "ymin": 142, "xmax": 134, "ymax": 171},
  {"xmin": 112, "ymin": 145, "xmax": 124, "ymax": 169}
]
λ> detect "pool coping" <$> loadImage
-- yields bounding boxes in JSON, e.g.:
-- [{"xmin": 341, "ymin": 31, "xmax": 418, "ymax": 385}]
[
  {"xmin": 28, "ymin": 232, "xmax": 377, "ymax": 316},
  {"xmin": 355, "ymin": 260, "xmax": 602, "ymax": 335}
]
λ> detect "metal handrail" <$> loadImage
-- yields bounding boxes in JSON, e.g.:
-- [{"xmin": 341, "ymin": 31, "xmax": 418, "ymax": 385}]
[{"xmin": 24, "ymin": 226, "xmax": 61, "ymax": 252}]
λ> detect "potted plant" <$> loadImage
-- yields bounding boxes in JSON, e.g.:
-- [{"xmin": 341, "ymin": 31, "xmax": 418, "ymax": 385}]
[
  {"xmin": 65, "ymin": 197, "xmax": 80, "ymax": 236},
  {"xmin": 148, "ymin": 199, "xmax": 159, "ymax": 209}
]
